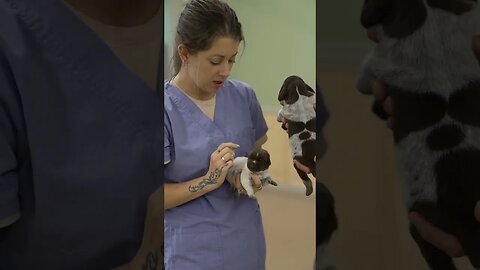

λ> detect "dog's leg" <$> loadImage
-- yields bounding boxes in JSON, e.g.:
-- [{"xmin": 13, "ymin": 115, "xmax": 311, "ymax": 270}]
[
  {"xmin": 356, "ymin": 53, "xmax": 377, "ymax": 95},
  {"xmin": 434, "ymin": 150, "xmax": 480, "ymax": 268},
  {"xmin": 261, "ymin": 176, "xmax": 278, "ymax": 187},
  {"xmin": 315, "ymin": 243, "xmax": 337, "ymax": 270},
  {"xmin": 458, "ymin": 226, "xmax": 480, "ymax": 268},
  {"xmin": 410, "ymin": 224, "xmax": 457, "ymax": 270},
  {"xmin": 294, "ymin": 165, "xmax": 313, "ymax": 196},
  {"xmin": 410, "ymin": 202, "xmax": 457, "ymax": 270},
  {"xmin": 266, "ymin": 177, "xmax": 278, "ymax": 186},
  {"xmin": 240, "ymin": 171, "xmax": 255, "ymax": 198}
]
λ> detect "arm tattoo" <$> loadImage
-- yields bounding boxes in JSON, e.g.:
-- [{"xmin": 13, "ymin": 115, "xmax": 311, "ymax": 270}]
[
  {"xmin": 188, "ymin": 168, "xmax": 222, "ymax": 193},
  {"xmin": 142, "ymin": 249, "xmax": 160, "ymax": 270}
]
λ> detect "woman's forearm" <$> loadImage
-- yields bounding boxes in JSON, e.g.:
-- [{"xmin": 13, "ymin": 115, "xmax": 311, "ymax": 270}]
[{"xmin": 164, "ymin": 174, "xmax": 219, "ymax": 210}]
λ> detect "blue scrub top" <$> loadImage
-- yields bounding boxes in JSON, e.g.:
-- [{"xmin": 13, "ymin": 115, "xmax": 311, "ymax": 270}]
[
  {"xmin": 164, "ymin": 80, "xmax": 268, "ymax": 270},
  {"xmin": 0, "ymin": 0, "xmax": 162, "ymax": 269}
]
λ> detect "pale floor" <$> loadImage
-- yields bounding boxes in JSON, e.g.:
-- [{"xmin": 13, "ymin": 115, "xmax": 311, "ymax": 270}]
[{"xmin": 258, "ymin": 112, "xmax": 316, "ymax": 270}]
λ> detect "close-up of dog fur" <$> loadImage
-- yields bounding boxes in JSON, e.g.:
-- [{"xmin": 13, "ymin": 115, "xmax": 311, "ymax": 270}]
[{"xmin": 357, "ymin": 0, "xmax": 480, "ymax": 269}]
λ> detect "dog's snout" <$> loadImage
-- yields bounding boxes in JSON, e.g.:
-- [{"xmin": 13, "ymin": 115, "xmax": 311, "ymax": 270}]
[{"xmin": 426, "ymin": 124, "xmax": 465, "ymax": 151}]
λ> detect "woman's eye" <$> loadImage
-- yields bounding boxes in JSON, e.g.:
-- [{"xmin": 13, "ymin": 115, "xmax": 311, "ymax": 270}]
[{"xmin": 210, "ymin": 61, "xmax": 220, "ymax": 65}]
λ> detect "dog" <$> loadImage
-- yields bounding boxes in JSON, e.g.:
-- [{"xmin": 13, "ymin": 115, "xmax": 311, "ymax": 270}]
[
  {"xmin": 277, "ymin": 75, "xmax": 316, "ymax": 196},
  {"xmin": 315, "ymin": 181, "xmax": 339, "ymax": 270},
  {"xmin": 226, "ymin": 148, "xmax": 278, "ymax": 198},
  {"xmin": 358, "ymin": 1, "xmax": 480, "ymax": 269}
]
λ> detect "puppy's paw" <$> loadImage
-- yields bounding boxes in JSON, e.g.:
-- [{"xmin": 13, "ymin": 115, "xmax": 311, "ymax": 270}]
[
  {"xmin": 357, "ymin": 54, "xmax": 376, "ymax": 94},
  {"xmin": 305, "ymin": 181, "xmax": 313, "ymax": 196},
  {"xmin": 269, "ymin": 179, "xmax": 278, "ymax": 186},
  {"xmin": 276, "ymin": 109, "xmax": 284, "ymax": 122}
]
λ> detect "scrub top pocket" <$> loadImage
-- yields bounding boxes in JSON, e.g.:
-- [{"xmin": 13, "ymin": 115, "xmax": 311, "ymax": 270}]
[{"xmin": 167, "ymin": 228, "xmax": 224, "ymax": 270}]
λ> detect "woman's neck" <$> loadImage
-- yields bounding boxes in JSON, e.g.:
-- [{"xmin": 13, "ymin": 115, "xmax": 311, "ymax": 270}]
[
  {"xmin": 64, "ymin": 0, "xmax": 161, "ymax": 27},
  {"xmin": 172, "ymin": 72, "xmax": 215, "ymax": 101}
]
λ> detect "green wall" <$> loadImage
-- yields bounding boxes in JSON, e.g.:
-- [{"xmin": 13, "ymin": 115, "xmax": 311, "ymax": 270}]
[
  {"xmin": 165, "ymin": 0, "xmax": 316, "ymax": 110},
  {"xmin": 229, "ymin": 0, "xmax": 315, "ymax": 109}
]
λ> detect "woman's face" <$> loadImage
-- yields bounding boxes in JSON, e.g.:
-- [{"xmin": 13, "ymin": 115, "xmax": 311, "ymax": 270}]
[{"xmin": 186, "ymin": 37, "xmax": 240, "ymax": 96}]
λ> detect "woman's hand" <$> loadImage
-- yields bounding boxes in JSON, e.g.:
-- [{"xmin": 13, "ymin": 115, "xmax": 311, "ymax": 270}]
[
  {"xmin": 230, "ymin": 172, "xmax": 263, "ymax": 195},
  {"xmin": 202, "ymin": 142, "xmax": 238, "ymax": 190}
]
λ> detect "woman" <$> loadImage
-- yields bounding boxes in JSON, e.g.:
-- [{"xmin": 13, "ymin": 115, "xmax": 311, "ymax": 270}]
[{"xmin": 164, "ymin": 0, "xmax": 268, "ymax": 269}]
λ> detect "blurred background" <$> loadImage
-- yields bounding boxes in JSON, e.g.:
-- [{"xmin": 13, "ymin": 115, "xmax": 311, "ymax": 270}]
[
  {"xmin": 317, "ymin": 1, "xmax": 474, "ymax": 269},
  {"xmin": 165, "ymin": 0, "xmax": 316, "ymax": 269}
]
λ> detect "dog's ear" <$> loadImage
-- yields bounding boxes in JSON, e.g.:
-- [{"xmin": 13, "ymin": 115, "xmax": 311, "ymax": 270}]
[
  {"xmin": 279, "ymin": 76, "xmax": 303, "ymax": 104},
  {"xmin": 426, "ymin": 0, "xmax": 477, "ymax": 14},
  {"xmin": 361, "ymin": 0, "xmax": 393, "ymax": 29},
  {"xmin": 278, "ymin": 78, "xmax": 289, "ymax": 102},
  {"xmin": 361, "ymin": 0, "xmax": 427, "ymax": 38},
  {"xmin": 303, "ymin": 83, "xmax": 316, "ymax": 97}
]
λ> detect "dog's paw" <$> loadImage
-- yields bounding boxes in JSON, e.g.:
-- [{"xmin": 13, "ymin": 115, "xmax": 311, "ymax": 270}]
[
  {"xmin": 269, "ymin": 179, "xmax": 278, "ymax": 186},
  {"xmin": 305, "ymin": 181, "xmax": 313, "ymax": 196},
  {"xmin": 357, "ymin": 54, "xmax": 376, "ymax": 94}
]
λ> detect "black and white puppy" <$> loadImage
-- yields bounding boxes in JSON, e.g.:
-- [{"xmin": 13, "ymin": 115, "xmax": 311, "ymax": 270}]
[
  {"xmin": 358, "ymin": 1, "xmax": 480, "ymax": 269},
  {"xmin": 226, "ymin": 148, "xmax": 278, "ymax": 198},
  {"xmin": 277, "ymin": 75, "xmax": 316, "ymax": 196}
]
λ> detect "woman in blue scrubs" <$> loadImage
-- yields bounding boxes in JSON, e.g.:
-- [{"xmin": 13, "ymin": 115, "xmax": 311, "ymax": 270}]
[{"xmin": 164, "ymin": 0, "xmax": 269, "ymax": 269}]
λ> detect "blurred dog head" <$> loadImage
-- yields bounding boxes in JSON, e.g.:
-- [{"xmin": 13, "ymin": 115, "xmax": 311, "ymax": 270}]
[
  {"xmin": 278, "ymin": 75, "xmax": 315, "ymax": 105},
  {"xmin": 361, "ymin": 0, "xmax": 477, "ymax": 39},
  {"xmin": 247, "ymin": 148, "xmax": 271, "ymax": 172}
]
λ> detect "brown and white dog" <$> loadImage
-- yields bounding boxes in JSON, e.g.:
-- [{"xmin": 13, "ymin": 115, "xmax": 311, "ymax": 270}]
[
  {"xmin": 358, "ymin": 1, "xmax": 480, "ymax": 269},
  {"xmin": 277, "ymin": 75, "xmax": 317, "ymax": 196},
  {"xmin": 226, "ymin": 148, "xmax": 277, "ymax": 198}
]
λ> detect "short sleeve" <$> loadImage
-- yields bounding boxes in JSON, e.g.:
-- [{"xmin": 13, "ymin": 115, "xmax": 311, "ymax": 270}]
[
  {"xmin": 0, "ymin": 55, "xmax": 20, "ymax": 221},
  {"xmin": 246, "ymin": 86, "xmax": 268, "ymax": 141},
  {"xmin": 164, "ymin": 111, "xmax": 173, "ymax": 164}
]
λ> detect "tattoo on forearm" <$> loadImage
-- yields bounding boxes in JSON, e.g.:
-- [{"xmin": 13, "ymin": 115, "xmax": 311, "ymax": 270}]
[
  {"xmin": 142, "ymin": 249, "xmax": 159, "ymax": 270},
  {"xmin": 188, "ymin": 168, "xmax": 222, "ymax": 192}
]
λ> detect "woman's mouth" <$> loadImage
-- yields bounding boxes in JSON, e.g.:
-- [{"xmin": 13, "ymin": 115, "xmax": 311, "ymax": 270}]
[{"xmin": 213, "ymin": 80, "xmax": 224, "ymax": 88}]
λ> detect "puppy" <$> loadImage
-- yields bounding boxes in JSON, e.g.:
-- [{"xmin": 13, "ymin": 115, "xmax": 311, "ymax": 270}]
[
  {"xmin": 277, "ymin": 75, "xmax": 316, "ymax": 196},
  {"xmin": 315, "ymin": 181, "xmax": 339, "ymax": 270},
  {"xmin": 226, "ymin": 148, "xmax": 278, "ymax": 198},
  {"xmin": 358, "ymin": 1, "xmax": 480, "ymax": 269}
]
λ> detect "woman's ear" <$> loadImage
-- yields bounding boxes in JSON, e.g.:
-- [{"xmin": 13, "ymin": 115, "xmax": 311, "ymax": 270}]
[{"xmin": 177, "ymin": 44, "xmax": 189, "ymax": 64}]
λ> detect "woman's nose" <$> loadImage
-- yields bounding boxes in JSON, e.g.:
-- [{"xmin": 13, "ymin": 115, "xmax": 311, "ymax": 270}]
[{"xmin": 219, "ymin": 62, "xmax": 232, "ymax": 77}]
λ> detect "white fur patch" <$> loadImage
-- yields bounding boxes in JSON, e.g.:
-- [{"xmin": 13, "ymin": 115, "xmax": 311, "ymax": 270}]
[{"xmin": 279, "ymin": 90, "xmax": 316, "ymax": 122}]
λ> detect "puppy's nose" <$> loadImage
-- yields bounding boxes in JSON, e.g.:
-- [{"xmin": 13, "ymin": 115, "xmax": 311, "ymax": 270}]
[{"xmin": 426, "ymin": 124, "xmax": 464, "ymax": 151}]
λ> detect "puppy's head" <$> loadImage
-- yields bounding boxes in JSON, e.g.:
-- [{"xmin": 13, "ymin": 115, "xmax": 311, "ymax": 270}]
[
  {"xmin": 278, "ymin": 75, "xmax": 315, "ymax": 105},
  {"xmin": 361, "ymin": 0, "xmax": 478, "ymax": 39},
  {"xmin": 247, "ymin": 148, "xmax": 271, "ymax": 172}
]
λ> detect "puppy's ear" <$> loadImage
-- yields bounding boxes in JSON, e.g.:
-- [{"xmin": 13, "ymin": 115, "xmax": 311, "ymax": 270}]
[
  {"xmin": 427, "ymin": 0, "xmax": 477, "ymax": 14},
  {"xmin": 279, "ymin": 76, "xmax": 301, "ymax": 104},
  {"xmin": 304, "ymin": 83, "xmax": 316, "ymax": 97},
  {"xmin": 278, "ymin": 80, "xmax": 289, "ymax": 102},
  {"xmin": 361, "ymin": 0, "xmax": 393, "ymax": 29},
  {"xmin": 361, "ymin": 0, "xmax": 427, "ymax": 38}
]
